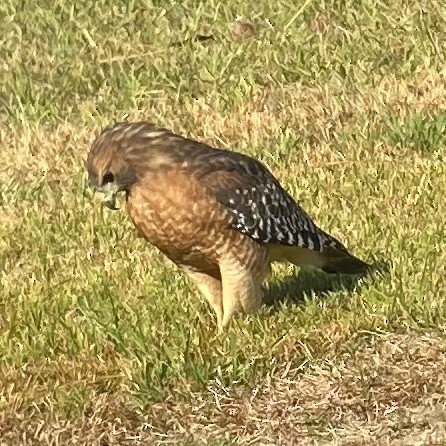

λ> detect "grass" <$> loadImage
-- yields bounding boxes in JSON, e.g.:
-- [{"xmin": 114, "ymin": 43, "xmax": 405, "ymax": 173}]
[{"xmin": 1, "ymin": 0, "xmax": 446, "ymax": 444}]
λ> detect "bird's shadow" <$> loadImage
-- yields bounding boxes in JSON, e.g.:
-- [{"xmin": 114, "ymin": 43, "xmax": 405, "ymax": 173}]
[
  {"xmin": 263, "ymin": 268, "xmax": 367, "ymax": 308},
  {"xmin": 263, "ymin": 257, "xmax": 389, "ymax": 309}
]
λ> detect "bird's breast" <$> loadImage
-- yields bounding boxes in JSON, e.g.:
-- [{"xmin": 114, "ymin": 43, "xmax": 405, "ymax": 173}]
[{"xmin": 125, "ymin": 176, "xmax": 236, "ymax": 267}]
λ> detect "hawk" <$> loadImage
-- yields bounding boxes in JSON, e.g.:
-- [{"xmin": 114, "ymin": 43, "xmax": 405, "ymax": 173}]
[{"xmin": 86, "ymin": 121, "xmax": 370, "ymax": 331}]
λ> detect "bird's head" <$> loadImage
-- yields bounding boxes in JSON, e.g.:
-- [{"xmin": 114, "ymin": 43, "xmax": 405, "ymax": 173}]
[
  {"xmin": 86, "ymin": 123, "xmax": 140, "ymax": 210},
  {"xmin": 86, "ymin": 121, "xmax": 185, "ymax": 209}
]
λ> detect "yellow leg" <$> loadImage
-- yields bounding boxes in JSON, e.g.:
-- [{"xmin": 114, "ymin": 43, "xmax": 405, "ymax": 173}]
[
  {"xmin": 219, "ymin": 248, "xmax": 270, "ymax": 330},
  {"xmin": 185, "ymin": 269, "xmax": 223, "ymax": 328}
]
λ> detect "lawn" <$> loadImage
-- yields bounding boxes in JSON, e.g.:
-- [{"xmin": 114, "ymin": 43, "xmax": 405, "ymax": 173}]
[{"xmin": 1, "ymin": 0, "xmax": 446, "ymax": 444}]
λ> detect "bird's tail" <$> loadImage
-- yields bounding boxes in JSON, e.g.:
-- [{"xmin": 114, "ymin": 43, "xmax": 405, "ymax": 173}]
[
  {"xmin": 268, "ymin": 245, "xmax": 371, "ymax": 276},
  {"xmin": 319, "ymin": 246, "xmax": 371, "ymax": 275}
]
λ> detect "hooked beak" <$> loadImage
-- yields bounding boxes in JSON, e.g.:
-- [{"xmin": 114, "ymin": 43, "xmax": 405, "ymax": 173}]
[
  {"xmin": 91, "ymin": 182, "xmax": 120, "ymax": 210},
  {"xmin": 102, "ymin": 182, "xmax": 120, "ymax": 210}
]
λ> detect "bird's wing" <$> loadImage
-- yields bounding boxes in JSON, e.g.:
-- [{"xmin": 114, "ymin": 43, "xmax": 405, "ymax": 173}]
[{"xmin": 190, "ymin": 149, "xmax": 346, "ymax": 253}]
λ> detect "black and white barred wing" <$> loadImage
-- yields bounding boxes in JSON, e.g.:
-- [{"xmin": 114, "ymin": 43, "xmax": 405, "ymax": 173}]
[{"xmin": 195, "ymin": 149, "xmax": 346, "ymax": 253}]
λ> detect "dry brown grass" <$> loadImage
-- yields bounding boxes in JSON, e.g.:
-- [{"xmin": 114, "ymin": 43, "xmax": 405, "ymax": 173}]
[{"xmin": 1, "ymin": 330, "xmax": 445, "ymax": 445}]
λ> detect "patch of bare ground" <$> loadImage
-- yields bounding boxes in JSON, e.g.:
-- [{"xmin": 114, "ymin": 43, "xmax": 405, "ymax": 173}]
[{"xmin": 1, "ymin": 330, "xmax": 445, "ymax": 445}]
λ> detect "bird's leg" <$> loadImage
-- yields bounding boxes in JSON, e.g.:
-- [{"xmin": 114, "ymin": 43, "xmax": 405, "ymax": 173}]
[
  {"xmin": 219, "ymin": 253, "xmax": 270, "ymax": 330},
  {"xmin": 184, "ymin": 270, "xmax": 223, "ymax": 329}
]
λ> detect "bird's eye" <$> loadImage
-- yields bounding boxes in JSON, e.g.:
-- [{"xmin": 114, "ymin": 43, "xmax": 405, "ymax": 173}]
[{"xmin": 102, "ymin": 171, "xmax": 115, "ymax": 185}]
